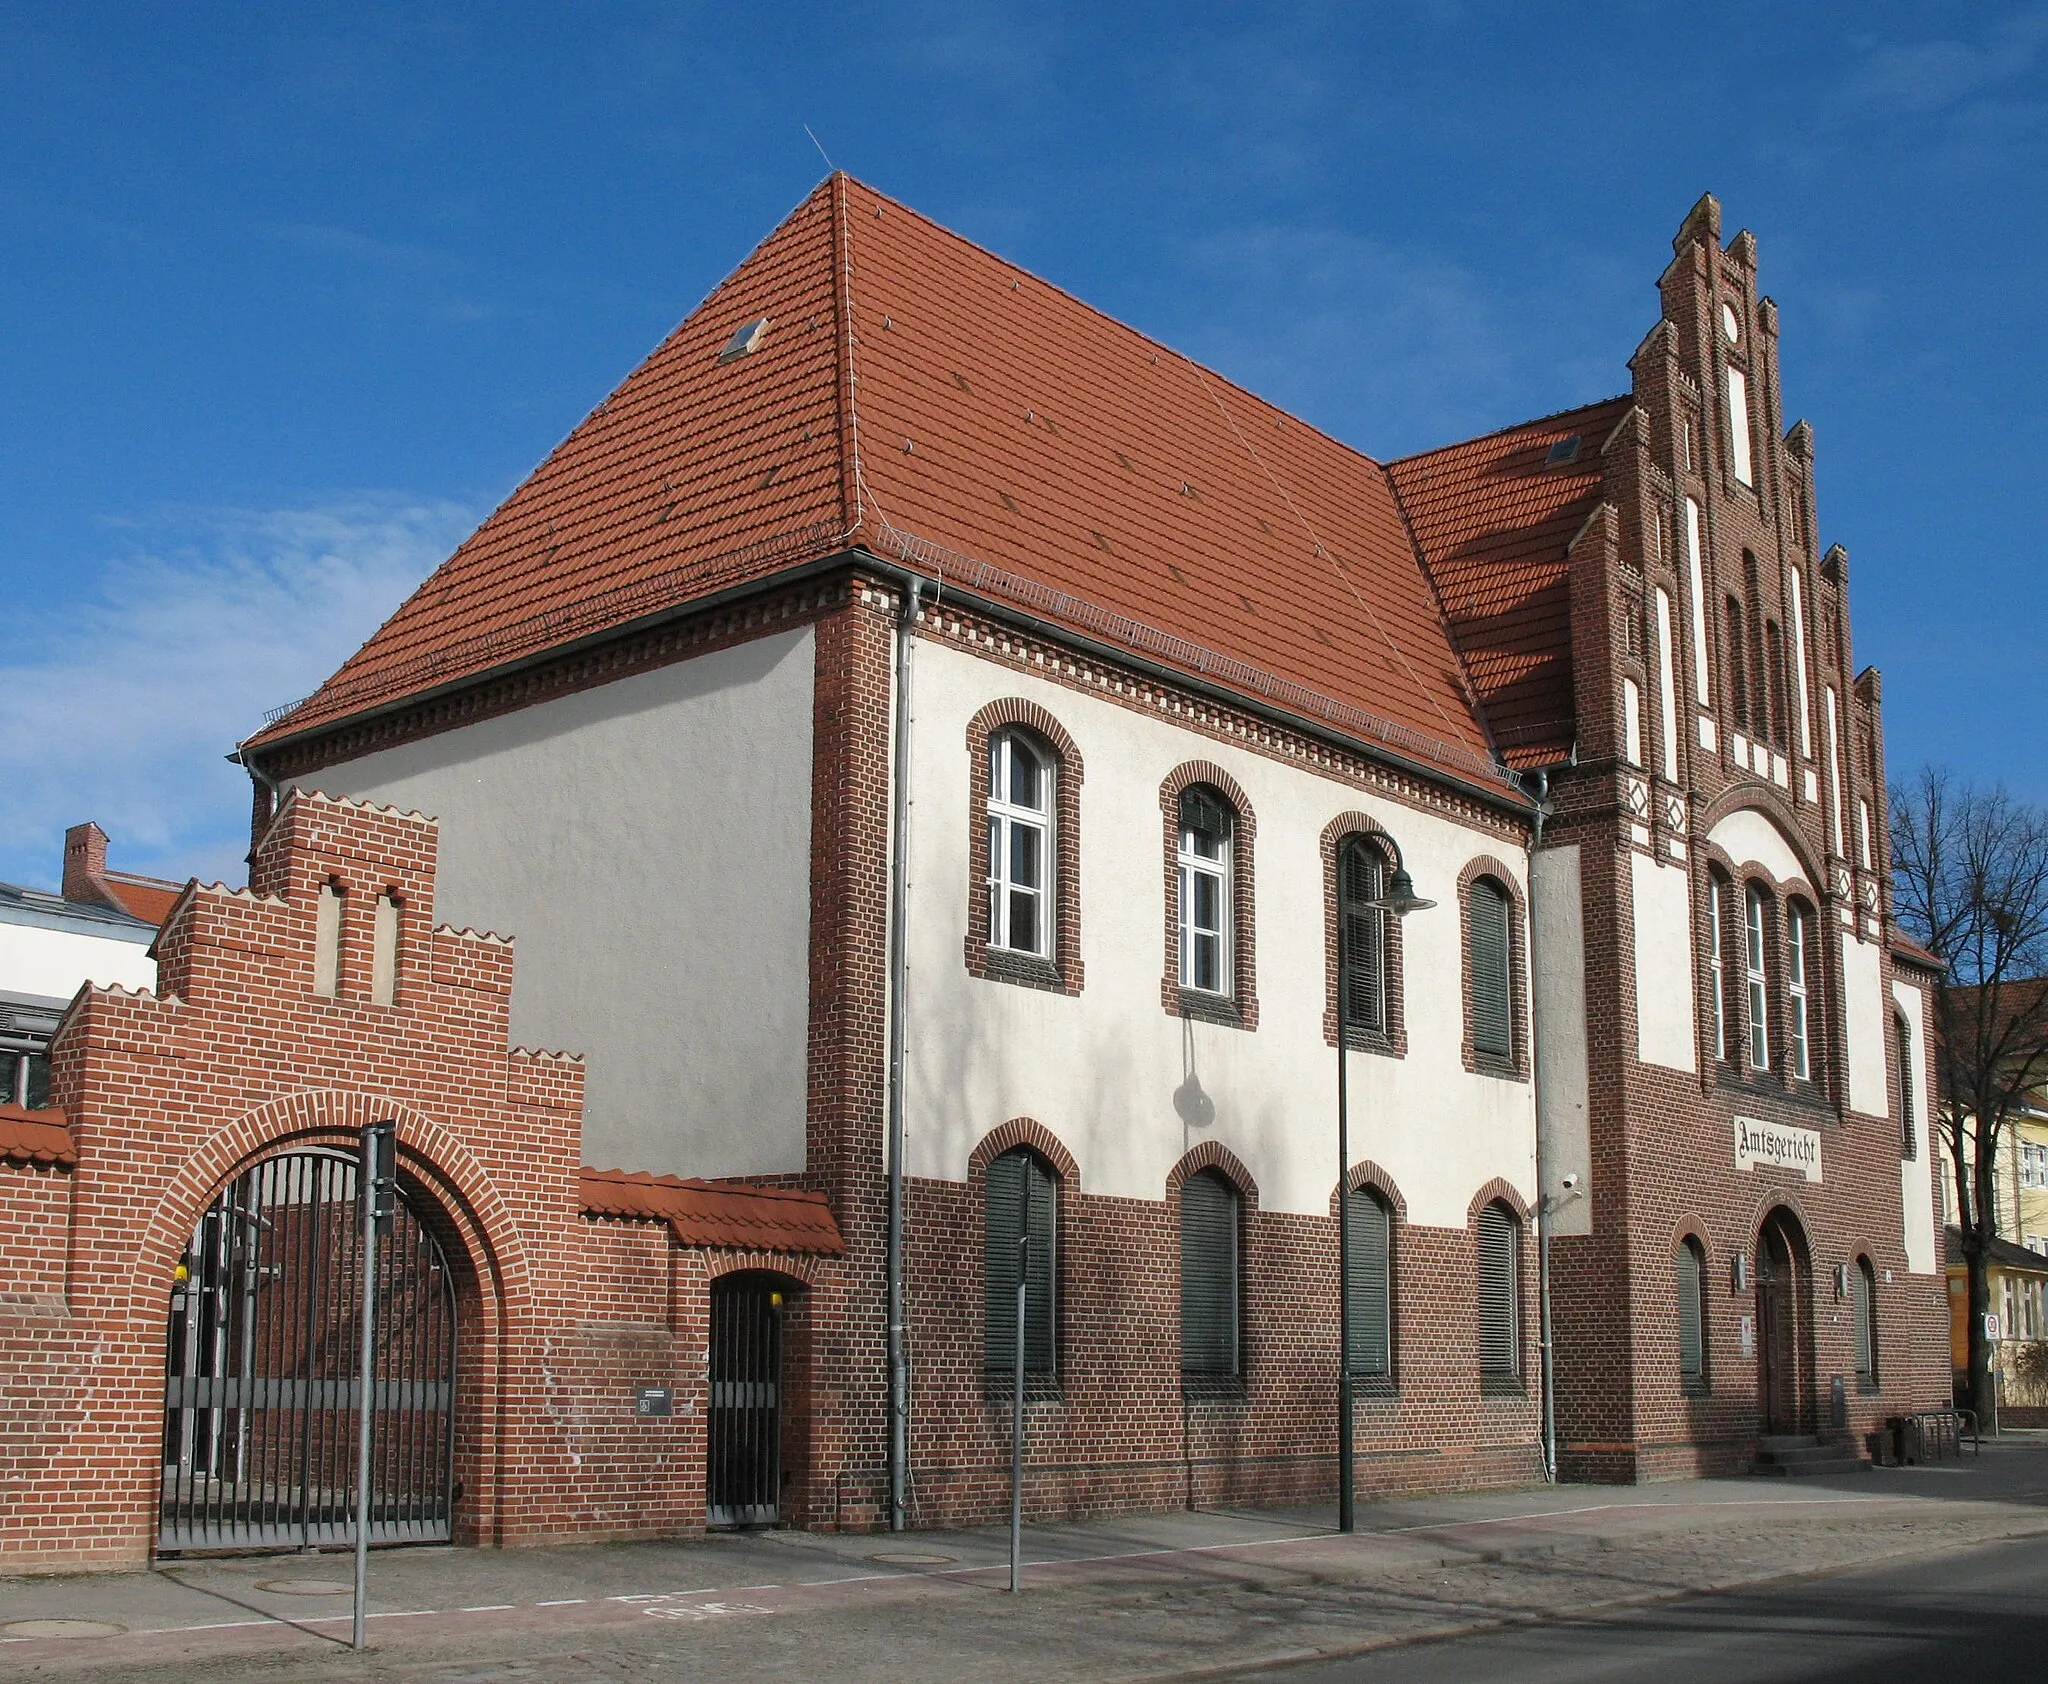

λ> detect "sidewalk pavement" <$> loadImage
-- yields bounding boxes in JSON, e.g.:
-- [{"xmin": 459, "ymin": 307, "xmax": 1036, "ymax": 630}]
[{"xmin": 7, "ymin": 1437, "xmax": 2048, "ymax": 1682}]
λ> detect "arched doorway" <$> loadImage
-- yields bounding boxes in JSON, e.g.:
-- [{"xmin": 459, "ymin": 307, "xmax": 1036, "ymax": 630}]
[
  {"xmin": 160, "ymin": 1149, "xmax": 457, "ymax": 1552},
  {"xmin": 707, "ymin": 1272, "xmax": 802, "ymax": 1527},
  {"xmin": 1755, "ymin": 1206, "xmax": 1814, "ymax": 1435}
]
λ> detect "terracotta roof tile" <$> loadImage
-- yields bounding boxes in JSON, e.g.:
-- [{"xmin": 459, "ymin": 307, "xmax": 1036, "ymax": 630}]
[
  {"xmin": 250, "ymin": 176, "xmax": 1503, "ymax": 792},
  {"xmin": 0, "ymin": 1106, "xmax": 76, "ymax": 1167},
  {"xmin": 101, "ymin": 874, "xmax": 183, "ymax": 926},
  {"xmin": 579, "ymin": 1168, "xmax": 844, "ymax": 1255},
  {"xmin": 1389, "ymin": 398, "xmax": 1632, "ymax": 768}
]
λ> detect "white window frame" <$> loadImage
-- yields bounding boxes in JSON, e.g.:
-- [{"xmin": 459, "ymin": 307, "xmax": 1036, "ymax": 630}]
[
  {"xmin": 1177, "ymin": 794, "xmax": 1232, "ymax": 995},
  {"xmin": 1787, "ymin": 904, "xmax": 1811, "ymax": 1081},
  {"xmin": 987, "ymin": 730, "xmax": 1053, "ymax": 957},
  {"xmin": 1727, "ymin": 366, "xmax": 1754, "ymax": 487},
  {"xmin": 1709, "ymin": 876, "xmax": 1729, "ymax": 1061},
  {"xmin": 1745, "ymin": 886, "xmax": 1771, "ymax": 1071}
]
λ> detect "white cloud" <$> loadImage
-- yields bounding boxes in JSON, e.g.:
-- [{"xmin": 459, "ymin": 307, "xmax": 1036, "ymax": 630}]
[{"xmin": 0, "ymin": 498, "xmax": 471, "ymax": 891}]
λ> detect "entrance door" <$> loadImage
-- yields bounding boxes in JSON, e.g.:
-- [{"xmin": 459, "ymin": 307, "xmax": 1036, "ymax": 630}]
[
  {"xmin": 160, "ymin": 1151, "xmax": 456, "ymax": 1551},
  {"xmin": 707, "ymin": 1274, "xmax": 782, "ymax": 1526},
  {"xmin": 1755, "ymin": 1210, "xmax": 1808, "ymax": 1435}
]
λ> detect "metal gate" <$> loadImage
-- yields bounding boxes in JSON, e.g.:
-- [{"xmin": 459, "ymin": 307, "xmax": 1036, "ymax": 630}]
[
  {"xmin": 707, "ymin": 1274, "xmax": 783, "ymax": 1526},
  {"xmin": 160, "ymin": 1150, "xmax": 456, "ymax": 1552}
]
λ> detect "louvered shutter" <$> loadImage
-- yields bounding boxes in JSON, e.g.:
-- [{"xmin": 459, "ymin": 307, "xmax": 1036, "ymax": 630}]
[
  {"xmin": 1346, "ymin": 1192, "xmax": 1392, "ymax": 1378},
  {"xmin": 1853, "ymin": 1262, "xmax": 1876, "ymax": 1384},
  {"xmin": 1339, "ymin": 842, "xmax": 1385, "ymax": 1036},
  {"xmin": 985, "ymin": 1150, "xmax": 1058, "ymax": 1372},
  {"xmin": 1470, "ymin": 879, "xmax": 1513, "ymax": 1060},
  {"xmin": 1677, "ymin": 1241, "xmax": 1705, "ymax": 1381},
  {"xmin": 1477, "ymin": 1203, "xmax": 1519, "ymax": 1383},
  {"xmin": 1179, "ymin": 1171, "xmax": 1239, "ymax": 1375}
]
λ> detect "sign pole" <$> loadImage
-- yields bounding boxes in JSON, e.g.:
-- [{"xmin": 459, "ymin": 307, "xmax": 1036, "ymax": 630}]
[
  {"xmin": 1336, "ymin": 887, "xmax": 1354, "ymax": 1534},
  {"xmin": 353, "ymin": 1123, "xmax": 394, "ymax": 1652},
  {"xmin": 1010, "ymin": 1173, "xmax": 1029, "ymax": 1593}
]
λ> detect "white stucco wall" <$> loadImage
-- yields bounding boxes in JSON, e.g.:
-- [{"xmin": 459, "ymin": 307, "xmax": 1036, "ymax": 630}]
[
  {"xmin": 1892, "ymin": 977, "xmax": 1937, "ymax": 1274},
  {"xmin": 1842, "ymin": 933, "xmax": 1889, "ymax": 1119},
  {"xmin": 902, "ymin": 640, "xmax": 1536, "ymax": 1226},
  {"xmin": 1533, "ymin": 845, "xmax": 1591, "ymax": 1237},
  {"xmin": 303, "ymin": 628, "xmax": 816, "ymax": 1179},
  {"xmin": 1631, "ymin": 853, "xmax": 1698, "ymax": 1073},
  {"xmin": 0, "ymin": 919, "xmax": 156, "ymax": 1001}
]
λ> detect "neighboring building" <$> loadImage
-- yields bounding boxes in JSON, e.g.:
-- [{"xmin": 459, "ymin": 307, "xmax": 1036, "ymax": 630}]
[
  {"xmin": 0, "ymin": 823, "xmax": 175, "ymax": 1106},
  {"xmin": 9, "ymin": 179, "xmax": 1948, "ymax": 1565},
  {"xmin": 1944, "ymin": 1229, "xmax": 2048, "ymax": 1425}
]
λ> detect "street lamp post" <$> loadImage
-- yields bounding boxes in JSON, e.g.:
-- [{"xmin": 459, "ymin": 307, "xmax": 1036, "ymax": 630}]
[{"xmin": 1336, "ymin": 853, "xmax": 1433, "ymax": 1533}]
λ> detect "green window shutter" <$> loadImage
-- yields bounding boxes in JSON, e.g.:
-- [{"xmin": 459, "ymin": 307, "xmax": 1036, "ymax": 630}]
[
  {"xmin": 1677, "ymin": 1241, "xmax": 1705, "ymax": 1381},
  {"xmin": 985, "ymin": 1149, "xmax": 1058, "ymax": 1372},
  {"xmin": 1339, "ymin": 841, "xmax": 1385, "ymax": 1036},
  {"xmin": 1179, "ymin": 1171, "xmax": 1239, "ymax": 1375},
  {"xmin": 1345, "ymin": 1192, "xmax": 1392, "ymax": 1378},
  {"xmin": 1477, "ymin": 1203, "xmax": 1519, "ymax": 1382},
  {"xmin": 1470, "ymin": 879, "xmax": 1513, "ymax": 1060},
  {"xmin": 1854, "ymin": 1262, "xmax": 1876, "ymax": 1384}
]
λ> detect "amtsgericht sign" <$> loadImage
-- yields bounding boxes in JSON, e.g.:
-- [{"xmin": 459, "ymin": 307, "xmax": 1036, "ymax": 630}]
[{"xmin": 1733, "ymin": 1116, "xmax": 1821, "ymax": 1182}]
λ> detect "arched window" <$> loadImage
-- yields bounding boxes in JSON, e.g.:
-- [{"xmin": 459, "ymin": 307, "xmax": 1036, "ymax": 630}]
[
  {"xmin": 1476, "ymin": 1201, "xmax": 1522, "ymax": 1392},
  {"xmin": 1895, "ymin": 1009, "xmax": 1919, "ymax": 1160},
  {"xmin": 1179, "ymin": 1170, "xmax": 1240, "ymax": 1378},
  {"xmin": 1744, "ymin": 886, "xmax": 1771, "ymax": 1071},
  {"xmin": 1766, "ymin": 621, "xmax": 1789, "ymax": 751},
  {"xmin": 1786, "ymin": 900, "xmax": 1812, "ymax": 1082},
  {"xmin": 1177, "ymin": 787, "xmax": 1233, "ymax": 995},
  {"xmin": 987, "ymin": 730, "xmax": 1052, "ymax": 957},
  {"xmin": 1677, "ymin": 1236, "xmax": 1709, "ymax": 1394},
  {"xmin": 1853, "ymin": 1258, "xmax": 1879, "ymax": 1391},
  {"xmin": 985, "ymin": 1148, "xmax": 1058, "ymax": 1373},
  {"xmin": 1708, "ymin": 871, "xmax": 1731, "ymax": 1062},
  {"xmin": 1468, "ymin": 877, "xmax": 1513, "ymax": 1064},
  {"xmin": 1338, "ymin": 837, "xmax": 1386, "ymax": 1038},
  {"xmin": 1346, "ymin": 1188, "xmax": 1394, "ymax": 1385}
]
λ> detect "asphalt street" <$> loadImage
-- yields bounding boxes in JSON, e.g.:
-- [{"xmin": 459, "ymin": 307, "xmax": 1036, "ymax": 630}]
[{"xmin": 1238, "ymin": 1529, "xmax": 2048, "ymax": 1684}]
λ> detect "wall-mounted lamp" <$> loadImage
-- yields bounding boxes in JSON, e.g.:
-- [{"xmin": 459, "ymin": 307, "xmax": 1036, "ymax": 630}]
[
  {"xmin": 1731, "ymin": 1253, "xmax": 1750, "ymax": 1292},
  {"xmin": 1833, "ymin": 1263, "xmax": 1851, "ymax": 1301}
]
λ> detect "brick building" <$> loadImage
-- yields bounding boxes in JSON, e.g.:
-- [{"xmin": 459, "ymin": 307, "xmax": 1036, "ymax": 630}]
[{"xmin": 2, "ymin": 179, "xmax": 1946, "ymax": 1567}]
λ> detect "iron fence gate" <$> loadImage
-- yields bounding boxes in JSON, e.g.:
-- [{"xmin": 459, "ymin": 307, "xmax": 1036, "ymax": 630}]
[
  {"xmin": 160, "ymin": 1150, "xmax": 456, "ymax": 1552},
  {"xmin": 707, "ymin": 1274, "xmax": 782, "ymax": 1526}
]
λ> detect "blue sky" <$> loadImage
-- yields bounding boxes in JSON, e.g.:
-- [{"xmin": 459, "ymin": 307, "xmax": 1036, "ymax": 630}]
[{"xmin": 3, "ymin": 2, "xmax": 2043, "ymax": 888}]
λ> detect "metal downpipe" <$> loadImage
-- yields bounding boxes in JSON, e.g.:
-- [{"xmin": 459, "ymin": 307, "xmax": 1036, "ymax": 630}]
[{"xmin": 885, "ymin": 580, "xmax": 921, "ymax": 1531}]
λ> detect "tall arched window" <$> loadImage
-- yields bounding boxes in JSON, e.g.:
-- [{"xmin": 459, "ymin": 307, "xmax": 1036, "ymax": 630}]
[
  {"xmin": 1477, "ymin": 1201, "xmax": 1522, "ymax": 1392},
  {"xmin": 1708, "ymin": 871, "xmax": 1731, "ymax": 1062},
  {"xmin": 1179, "ymin": 1170, "xmax": 1240, "ymax": 1378},
  {"xmin": 1338, "ymin": 837, "xmax": 1386, "ymax": 1038},
  {"xmin": 1786, "ymin": 900, "xmax": 1812, "ymax": 1082},
  {"xmin": 1677, "ymin": 1236, "xmax": 1709, "ymax": 1394},
  {"xmin": 1346, "ymin": 1188, "xmax": 1394, "ymax": 1386},
  {"xmin": 1744, "ymin": 886, "xmax": 1771, "ymax": 1071},
  {"xmin": 985, "ymin": 1148, "xmax": 1058, "ymax": 1373},
  {"xmin": 1853, "ymin": 1258, "xmax": 1879, "ymax": 1391},
  {"xmin": 1726, "ymin": 597, "xmax": 1749, "ymax": 730},
  {"xmin": 1177, "ymin": 787, "xmax": 1233, "ymax": 995},
  {"xmin": 987, "ymin": 730, "xmax": 1052, "ymax": 957},
  {"xmin": 1469, "ymin": 877, "xmax": 1514, "ymax": 1064}
]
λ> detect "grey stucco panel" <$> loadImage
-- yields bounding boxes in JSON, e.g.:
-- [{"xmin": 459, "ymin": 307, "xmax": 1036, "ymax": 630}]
[{"xmin": 301, "ymin": 626, "xmax": 816, "ymax": 1179}]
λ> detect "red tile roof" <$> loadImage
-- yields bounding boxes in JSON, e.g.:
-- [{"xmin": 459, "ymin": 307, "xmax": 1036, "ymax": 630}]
[
  {"xmin": 0, "ymin": 1107, "xmax": 76, "ymax": 1167},
  {"xmin": 1389, "ymin": 398, "xmax": 1632, "ymax": 768},
  {"xmin": 100, "ymin": 872, "xmax": 184, "ymax": 926},
  {"xmin": 249, "ymin": 175, "xmax": 1512, "ymax": 794},
  {"xmin": 579, "ymin": 1168, "xmax": 844, "ymax": 1255}
]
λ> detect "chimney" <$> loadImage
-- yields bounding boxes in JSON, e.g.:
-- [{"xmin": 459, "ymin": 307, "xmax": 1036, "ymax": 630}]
[{"xmin": 62, "ymin": 822, "xmax": 112, "ymax": 905}]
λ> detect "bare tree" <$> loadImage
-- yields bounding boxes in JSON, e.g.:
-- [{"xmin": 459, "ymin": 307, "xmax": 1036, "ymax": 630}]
[{"xmin": 1889, "ymin": 767, "xmax": 2048, "ymax": 1426}]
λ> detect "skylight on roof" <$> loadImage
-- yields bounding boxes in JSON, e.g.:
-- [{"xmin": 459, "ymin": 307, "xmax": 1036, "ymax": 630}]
[
  {"xmin": 718, "ymin": 319, "xmax": 769, "ymax": 363},
  {"xmin": 1544, "ymin": 436, "xmax": 1582, "ymax": 467}
]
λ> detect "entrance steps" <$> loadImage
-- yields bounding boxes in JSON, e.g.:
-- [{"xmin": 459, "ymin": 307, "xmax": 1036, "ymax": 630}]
[{"xmin": 1753, "ymin": 1433, "xmax": 1869, "ymax": 1477}]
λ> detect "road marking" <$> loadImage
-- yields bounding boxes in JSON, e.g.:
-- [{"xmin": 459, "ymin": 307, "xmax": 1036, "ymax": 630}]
[
  {"xmin": 535, "ymin": 1598, "xmax": 587, "ymax": 1606},
  {"xmin": 460, "ymin": 1604, "xmax": 515, "ymax": 1612}
]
